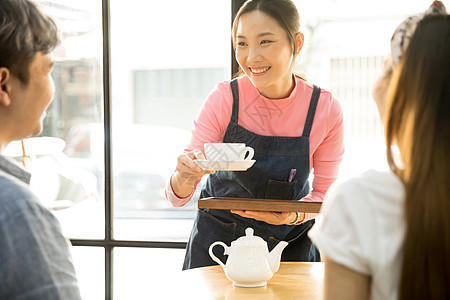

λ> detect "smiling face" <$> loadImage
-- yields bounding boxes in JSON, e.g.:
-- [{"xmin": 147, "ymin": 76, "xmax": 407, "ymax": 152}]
[
  {"xmin": 235, "ymin": 10, "xmax": 301, "ymax": 99},
  {"xmin": 8, "ymin": 52, "xmax": 55, "ymax": 139}
]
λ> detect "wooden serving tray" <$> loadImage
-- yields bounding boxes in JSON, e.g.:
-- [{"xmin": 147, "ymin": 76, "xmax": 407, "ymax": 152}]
[{"xmin": 198, "ymin": 197, "xmax": 322, "ymax": 213}]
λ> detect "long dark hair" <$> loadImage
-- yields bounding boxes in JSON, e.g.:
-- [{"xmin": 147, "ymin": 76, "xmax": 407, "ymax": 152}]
[{"xmin": 385, "ymin": 15, "xmax": 450, "ymax": 300}]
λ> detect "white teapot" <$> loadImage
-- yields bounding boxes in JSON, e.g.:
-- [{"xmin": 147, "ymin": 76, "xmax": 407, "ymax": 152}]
[{"xmin": 209, "ymin": 227, "xmax": 288, "ymax": 287}]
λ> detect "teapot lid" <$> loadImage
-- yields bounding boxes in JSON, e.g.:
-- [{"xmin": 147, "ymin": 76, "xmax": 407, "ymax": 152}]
[{"xmin": 234, "ymin": 228, "xmax": 266, "ymax": 246}]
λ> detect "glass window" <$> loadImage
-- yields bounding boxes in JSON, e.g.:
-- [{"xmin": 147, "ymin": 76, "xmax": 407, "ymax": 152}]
[
  {"xmin": 293, "ymin": 0, "xmax": 430, "ymax": 179},
  {"xmin": 71, "ymin": 247, "xmax": 105, "ymax": 299},
  {"xmin": 110, "ymin": 0, "xmax": 231, "ymax": 241},
  {"xmin": 5, "ymin": 1, "xmax": 440, "ymax": 299},
  {"xmin": 114, "ymin": 248, "xmax": 186, "ymax": 299},
  {"xmin": 2, "ymin": 0, "xmax": 105, "ymax": 239}
]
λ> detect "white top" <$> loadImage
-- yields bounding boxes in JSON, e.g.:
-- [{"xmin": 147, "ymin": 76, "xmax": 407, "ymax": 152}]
[{"xmin": 309, "ymin": 170, "xmax": 405, "ymax": 300}]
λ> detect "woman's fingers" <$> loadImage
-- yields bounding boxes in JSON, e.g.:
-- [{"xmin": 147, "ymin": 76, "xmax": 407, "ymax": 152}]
[
  {"xmin": 189, "ymin": 149, "xmax": 206, "ymax": 160},
  {"xmin": 180, "ymin": 151, "xmax": 202, "ymax": 172},
  {"xmin": 230, "ymin": 210, "xmax": 294, "ymax": 225},
  {"xmin": 176, "ymin": 150, "xmax": 214, "ymax": 179}
]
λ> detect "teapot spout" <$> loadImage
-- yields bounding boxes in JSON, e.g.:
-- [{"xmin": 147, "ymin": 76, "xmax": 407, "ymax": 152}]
[{"xmin": 268, "ymin": 241, "xmax": 288, "ymax": 273}]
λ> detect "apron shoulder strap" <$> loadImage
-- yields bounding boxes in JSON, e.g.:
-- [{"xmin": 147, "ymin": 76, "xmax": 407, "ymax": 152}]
[
  {"xmin": 229, "ymin": 79, "xmax": 239, "ymax": 124},
  {"xmin": 301, "ymin": 84, "xmax": 321, "ymax": 138}
]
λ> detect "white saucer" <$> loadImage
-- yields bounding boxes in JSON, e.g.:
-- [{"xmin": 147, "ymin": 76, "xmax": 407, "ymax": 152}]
[{"xmin": 194, "ymin": 159, "xmax": 256, "ymax": 171}]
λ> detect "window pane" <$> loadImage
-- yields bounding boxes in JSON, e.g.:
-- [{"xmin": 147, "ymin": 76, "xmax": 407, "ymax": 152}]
[
  {"xmin": 293, "ymin": 0, "xmax": 430, "ymax": 179},
  {"xmin": 71, "ymin": 247, "xmax": 105, "ymax": 300},
  {"xmin": 110, "ymin": 0, "xmax": 231, "ymax": 241},
  {"xmin": 114, "ymin": 248, "xmax": 186, "ymax": 299},
  {"xmin": 2, "ymin": 1, "xmax": 105, "ymax": 239}
]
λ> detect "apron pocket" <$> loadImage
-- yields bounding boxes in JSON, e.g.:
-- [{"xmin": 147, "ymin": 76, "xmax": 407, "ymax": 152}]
[
  {"xmin": 184, "ymin": 210, "xmax": 238, "ymax": 269},
  {"xmin": 196, "ymin": 210, "xmax": 237, "ymax": 261},
  {"xmin": 265, "ymin": 179, "xmax": 297, "ymax": 200}
]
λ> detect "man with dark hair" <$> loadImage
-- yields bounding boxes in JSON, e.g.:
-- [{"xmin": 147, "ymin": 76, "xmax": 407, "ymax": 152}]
[{"xmin": 0, "ymin": 0, "xmax": 82, "ymax": 298}]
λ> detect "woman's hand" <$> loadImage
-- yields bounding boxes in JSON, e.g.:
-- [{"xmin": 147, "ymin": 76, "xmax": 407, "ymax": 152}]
[
  {"xmin": 171, "ymin": 149, "xmax": 214, "ymax": 198},
  {"xmin": 230, "ymin": 210, "xmax": 299, "ymax": 225}
]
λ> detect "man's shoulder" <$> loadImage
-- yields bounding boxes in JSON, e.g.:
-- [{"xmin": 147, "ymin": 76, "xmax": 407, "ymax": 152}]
[
  {"xmin": 0, "ymin": 172, "xmax": 43, "ymax": 221},
  {"xmin": 0, "ymin": 169, "xmax": 33, "ymax": 195},
  {"xmin": 0, "ymin": 173, "xmax": 81, "ymax": 300}
]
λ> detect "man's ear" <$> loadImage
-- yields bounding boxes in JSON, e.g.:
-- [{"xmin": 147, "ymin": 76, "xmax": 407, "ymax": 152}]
[
  {"xmin": 295, "ymin": 32, "xmax": 304, "ymax": 55},
  {"xmin": 0, "ymin": 67, "xmax": 12, "ymax": 107}
]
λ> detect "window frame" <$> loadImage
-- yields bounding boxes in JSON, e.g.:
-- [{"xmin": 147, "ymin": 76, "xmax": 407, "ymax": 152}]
[{"xmin": 69, "ymin": 1, "xmax": 244, "ymax": 298}]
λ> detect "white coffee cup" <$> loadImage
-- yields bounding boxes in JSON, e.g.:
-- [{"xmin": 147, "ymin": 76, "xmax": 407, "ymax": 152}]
[{"xmin": 204, "ymin": 143, "xmax": 254, "ymax": 161}]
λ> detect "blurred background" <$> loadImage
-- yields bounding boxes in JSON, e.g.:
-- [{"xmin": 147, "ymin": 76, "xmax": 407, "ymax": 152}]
[{"xmin": 4, "ymin": 0, "xmax": 445, "ymax": 298}]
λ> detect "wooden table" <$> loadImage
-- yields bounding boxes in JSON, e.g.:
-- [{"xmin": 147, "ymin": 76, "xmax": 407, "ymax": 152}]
[{"xmin": 160, "ymin": 262, "xmax": 324, "ymax": 299}]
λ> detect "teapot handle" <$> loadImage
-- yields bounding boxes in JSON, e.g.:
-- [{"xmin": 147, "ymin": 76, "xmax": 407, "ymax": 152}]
[{"xmin": 209, "ymin": 241, "xmax": 228, "ymax": 270}]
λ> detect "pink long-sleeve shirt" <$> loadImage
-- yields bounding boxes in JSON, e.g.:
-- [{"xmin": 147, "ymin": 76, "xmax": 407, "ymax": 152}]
[{"xmin": 165, "ymin": 75, "xmax": 344, "ymax": 222}]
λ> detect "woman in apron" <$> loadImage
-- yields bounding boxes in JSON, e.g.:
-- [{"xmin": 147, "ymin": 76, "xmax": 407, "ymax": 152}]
[{"xmin": 165, "ymin": 0, "xmax": 344, "ymax": 270}]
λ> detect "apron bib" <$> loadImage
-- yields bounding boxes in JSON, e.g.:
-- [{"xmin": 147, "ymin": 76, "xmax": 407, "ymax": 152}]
[{"xmin": 183, "ymin": 79, "xmax": 321, "ymax": 270}]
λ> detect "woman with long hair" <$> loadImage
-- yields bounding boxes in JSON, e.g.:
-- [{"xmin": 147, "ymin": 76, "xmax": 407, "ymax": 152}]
[
  {"xmin": 165, "ymin": 0, "xmax": 344, "ymax": 270},
  {"xmin": 309, "ymin": 13, "xmax": 450, "ymax": 300}
]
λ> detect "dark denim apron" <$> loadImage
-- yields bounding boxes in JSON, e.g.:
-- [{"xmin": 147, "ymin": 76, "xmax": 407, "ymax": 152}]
[{"xmin": 183, "ymin": 79, "xmax": 321, "ymax": 270}]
